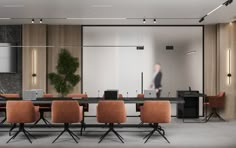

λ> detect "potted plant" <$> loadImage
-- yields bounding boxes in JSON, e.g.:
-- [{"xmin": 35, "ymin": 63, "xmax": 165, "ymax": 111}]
[{"xmin": 48, "ymin": 49, "xmax": 80, "ymax": 97}]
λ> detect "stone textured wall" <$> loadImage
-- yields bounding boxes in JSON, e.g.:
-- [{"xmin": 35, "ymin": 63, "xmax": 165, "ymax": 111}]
[{"xmin": 0, "ymin": 25, "xmax": 22, "ymax": 94}]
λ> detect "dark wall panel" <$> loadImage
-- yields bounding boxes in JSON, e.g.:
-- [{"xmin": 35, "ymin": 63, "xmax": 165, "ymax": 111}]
[{"xmin": 0, "ymin": 25, "xmax": 22, "ymax": 94}]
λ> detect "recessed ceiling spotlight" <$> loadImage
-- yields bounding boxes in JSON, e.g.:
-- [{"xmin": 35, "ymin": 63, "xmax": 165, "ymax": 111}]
[
  {"xmin": 40, "ymin": 19, "xmax": 42, "ymax": 24},
  {"xmin": 31, "ymin": 18, "xmax": 34, "ymax": 24},
  {"xmin": 143, "ymin": 18, "xmax": 146, "ymax": 24},
  {"xmin": 153, "ymin": 19, "xmax": 157, "ymax": 23}
]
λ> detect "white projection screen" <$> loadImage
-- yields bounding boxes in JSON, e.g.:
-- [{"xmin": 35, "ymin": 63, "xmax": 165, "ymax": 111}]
[{"xmin": 82, "ymin": 26, "xmax": 203, "ymax": 116}]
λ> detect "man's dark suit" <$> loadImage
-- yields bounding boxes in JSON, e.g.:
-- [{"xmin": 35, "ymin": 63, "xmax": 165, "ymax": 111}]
[{"xmin": 154, "ymin": 71, "xmax": 162, "ymax": 98}]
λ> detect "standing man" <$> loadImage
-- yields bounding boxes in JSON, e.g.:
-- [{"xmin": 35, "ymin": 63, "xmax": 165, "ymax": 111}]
[{"xmin": 150, "ymin": 64, "xmax": 162, "ymax": 98}]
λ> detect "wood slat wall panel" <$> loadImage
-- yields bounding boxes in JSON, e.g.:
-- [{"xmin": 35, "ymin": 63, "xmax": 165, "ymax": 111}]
[
  {"xmin": 217, "ymin": 23, "xmax": 236, "ymax": 119},
  {"xmin": 204, "ymin": 25, "xmax": 217, "ymax": 96},
  {"xmin": 22, "ymin": 25, "xmax": 47, "ymax": 92},
  {"xmin": 47, "ymin": 25, "xmax": 81, "ymax": 96}
]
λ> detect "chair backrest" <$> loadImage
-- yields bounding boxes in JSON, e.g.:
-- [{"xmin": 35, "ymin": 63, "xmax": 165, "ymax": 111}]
[
  {"xmin": 1, "ymin": 93, "xmax": 20, "ymax": 98},
  {"xmin": 141, "ymin": 101, "xmax": 171, "ymax": 123},
  {"xmin": 137, "ymin": 94, "xmax": 144, "ymax": 98},
  {"xmin": 218, "ymin": 92, "xmax": 225, "ymax": 97},
  {"xmin": 66, "ymin": 93, "xmax": 88, "ymax": 98},
  {"xmin": 7, "ymin": 101, "xmax": 36, "ymax": 123},
  {"xmin": 118, "ymin": 94, "xmax": 123, "ymax": 98},
  {"xmin": 51, "ymin": 101, "xmax": 81, "ymax": 123},
  {"xmin": 43, "ymin": 93, "xmax": 53, "ymax": 98},
  {"xmin": 97, "ymin": 100, "xmax": 126, "ymax": 123},
  {"xmin": 208, "ymin": 92, "xmax": 225, "ymax": 108}
]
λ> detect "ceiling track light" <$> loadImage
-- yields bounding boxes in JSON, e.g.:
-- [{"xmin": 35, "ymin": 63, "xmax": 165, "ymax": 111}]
[
  {"xmin": 199, "ymin": 0, "xmax": 233, "ymax": 23},
  {"xmin": 153, "ymin": 19, "xmax": 157, "ymax": 23},
  {"xmin": 40, "ymin": 19, "xmax": 43, "ymax": 24},
  {"xmin": 31, "ymin": 18, "xmax": 34, "ymax": 24},
  {"xmin": 143, "ymin": 18, "xmax": 146, "ymax": 24}
]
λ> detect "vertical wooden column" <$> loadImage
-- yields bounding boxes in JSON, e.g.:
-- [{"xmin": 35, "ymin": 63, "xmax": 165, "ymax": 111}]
[
  {"xmin": 204, "ymin": 25, "xmax": 217, "ymax": 95},
  {"xmin": 216, "ymin": 23, "xmax": 236, "ymax": 119},
  {"xmin": 47, "ymin": 25, "xmax": 81, "ymax": 95},
  {"xmin": 22, "ymin": 25, "xmax": 47, "ymax": 92},
  {"xmin": 204, "ymin": 23, "xmax": 236, "ymax": 119}
]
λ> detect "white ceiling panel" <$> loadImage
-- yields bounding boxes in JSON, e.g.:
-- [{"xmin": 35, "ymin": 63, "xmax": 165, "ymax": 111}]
[{"xmin": 0, "ymin": 0, "xmax": 235, "ymax": 24}]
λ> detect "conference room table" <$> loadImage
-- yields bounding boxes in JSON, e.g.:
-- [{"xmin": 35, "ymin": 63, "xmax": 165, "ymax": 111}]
[{"xmin": 0, "ymin": 97, "xmax": 185, "ymax": 128}]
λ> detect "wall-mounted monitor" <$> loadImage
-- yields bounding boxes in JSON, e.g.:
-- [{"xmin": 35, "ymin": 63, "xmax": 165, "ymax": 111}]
[{"xmin": 0, "ymin": 43, "xmax": 17, "ymax": 73}]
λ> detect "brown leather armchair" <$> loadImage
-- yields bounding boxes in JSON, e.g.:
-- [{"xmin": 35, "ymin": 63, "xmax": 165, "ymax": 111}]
[{"xmin": 206, "ymin": 92, "xmax": 225, "ymax": 122}]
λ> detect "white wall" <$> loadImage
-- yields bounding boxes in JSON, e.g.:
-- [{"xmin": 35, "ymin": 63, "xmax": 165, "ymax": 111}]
[{"xmin": 83, "ymin": 26, "xmax": 203, "ymax": 116}]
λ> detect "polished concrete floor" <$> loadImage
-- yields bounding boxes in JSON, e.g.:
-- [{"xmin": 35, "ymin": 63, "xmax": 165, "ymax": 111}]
[{"xmin": 0, "ymin": 117, "xmax": 236, "ymax": 148}]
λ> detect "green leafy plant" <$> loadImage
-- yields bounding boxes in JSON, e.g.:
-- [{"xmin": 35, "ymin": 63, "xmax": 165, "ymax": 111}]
[{"xmin": 48, "ymin": 49, "xmax": 80, "ymax": 96}]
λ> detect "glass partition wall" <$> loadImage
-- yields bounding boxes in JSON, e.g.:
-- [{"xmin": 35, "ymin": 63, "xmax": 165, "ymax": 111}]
[{"xmin": 82, "ymin": 26, "xmax": 203, "ymax": 116}]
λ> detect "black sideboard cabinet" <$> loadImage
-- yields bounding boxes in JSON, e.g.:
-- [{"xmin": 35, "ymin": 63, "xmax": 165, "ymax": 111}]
[{"xmin": 177, "ymin": 90, "xmax": 199, "ymax": 118}]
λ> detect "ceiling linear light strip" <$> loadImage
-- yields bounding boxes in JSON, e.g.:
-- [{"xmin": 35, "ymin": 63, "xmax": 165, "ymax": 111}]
[
  {"xmin": 0, "ymin": 45, "xmax": 55, "ymax": 48},
  {"xmin": 0, "ymin": 45, "xmax": 144, "ymax": 48},
  {"xmin": 0, "ymin": 18, "xmax": 11, "ymax": 20},
  {"xmin": 90, "ymin": 5, "xmax": 113, "ymax": 8},
  {"xmin": 199, "ymin": 0, "xmax": 233, "ymax": 23},
  {"xmin": 0, "ymin": 17, "xmax": 200, "ymax": 20},
  {"xmin": 66, "ymin": 17, "xmax": 126, "ymax": 20},
  {"xmin": 127, "ymin": 17, "xmax": 200, "ymax": 20},
  {"xmin": 83, "ymin": 45, "xmax": 144, "ymax": 48},
  {"xmin": 2, "ymin": 4, "xmax": 24, "ymax": 8}
]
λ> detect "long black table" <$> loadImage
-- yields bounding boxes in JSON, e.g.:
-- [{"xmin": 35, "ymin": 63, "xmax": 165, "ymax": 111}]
[
  {"xmin": 0, "ymin": 97, "xmax": 184, "ymax": 103},
  {"xmin": 36, "ymin": 97, "xmax": 184, "ymax": 104}
]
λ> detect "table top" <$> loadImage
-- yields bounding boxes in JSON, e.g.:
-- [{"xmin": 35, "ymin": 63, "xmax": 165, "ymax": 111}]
[{"xmin": 0, "ymin": 97, "xmax": 184, "ymax": 104}]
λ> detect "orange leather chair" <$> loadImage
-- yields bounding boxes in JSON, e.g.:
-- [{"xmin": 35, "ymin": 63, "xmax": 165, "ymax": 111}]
[
  {"xmin": 97, "ymin": 100, "xmax": 126, "ymax": 143},
  {"xmin": 0, "ymin": 94, "xmax": 20, "ymax": 124},
  {"xmin": 205, "ymin": 92, "xmax": 225, "ymax": 122},
  {"xmin": 140, "ymin": 101, "xmax": 171, "ymax": 143},
  {"xmin": 6, "ymin": 101, "xmax": 40, "ymax": 143},
  {"xmin": 118, "ymin": 94, "xmax": 123, "ymax": 98},
  {"xmin": 43, "ymin": 94, "xmax": 54, "ymax": 98},
  {"xmin": 51, "ymin": 101, "xmax": 82, "ymax": 143},
  {"xmin": 66, "ymin": 93, "xmax": 88, "ymax": 134},
  {"xmin": 66, "ymin": 93, "xmax": 88, "ymax": 111},
  {"xmin": 32, "ymin": 93, "xmax": 53, "ymax": 127}
]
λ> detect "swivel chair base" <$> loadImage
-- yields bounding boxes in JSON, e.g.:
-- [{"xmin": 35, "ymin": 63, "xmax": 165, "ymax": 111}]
[
  {"xmin": 206, "ymin": 108, "xmax": 225, "ymax": 122},
  {"xmin": 0, "ymin": 117, "xmax": 6, "ymax": 124},
  {"xmin": 143, "ymin": 123, "xmax": 170, "ymax": 144},
  {"xmin": 32, "ymin": 111, "xmax": 51, "ymax": 128},
  {"xmin": 7, "ymin": 123, "xmax": 35, "ymax": 143},
  {"xmin": 99, "ymin": 123, "xmax": 124, "ymax": 143},
  {"xmin": 52, "ymin": 123, "xmax": 80, "ymax": 143}
]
